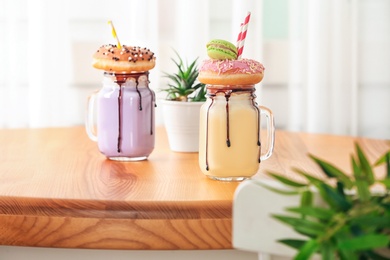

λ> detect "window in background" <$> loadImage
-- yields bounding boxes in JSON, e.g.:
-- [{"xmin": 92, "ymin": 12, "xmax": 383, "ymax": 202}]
[{"xmin": 0, "ymin": 0, "xmax": 389, "ymax": 139}]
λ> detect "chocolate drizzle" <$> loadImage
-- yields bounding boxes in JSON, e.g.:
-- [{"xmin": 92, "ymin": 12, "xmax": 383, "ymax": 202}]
[
  {"xmin": 250, "ymin": 92, "xmax": 262, "ymax": 162},
  {"xmin": 149, "ymin": 88, "xmax": 156, "ymax": 135},
  {"xmin": 205, "ymin": 86, "xmax": 260, "ymax": 171},
  {"xmin": 225, "ymin": 92, "xmax": 231, "ymax": 147},
  {"xmin": 107, "ymin": 71, "xmax": 154, "ymax": 154}
]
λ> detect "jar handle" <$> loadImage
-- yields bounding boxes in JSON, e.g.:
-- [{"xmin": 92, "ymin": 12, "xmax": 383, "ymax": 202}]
[
  {"xmin": 85, "ymin": 91, "xmax": 98, "ymax": 142},
  {"xmin": 259, "ymin": 106, "xmax": 275, "ymax": 161}
]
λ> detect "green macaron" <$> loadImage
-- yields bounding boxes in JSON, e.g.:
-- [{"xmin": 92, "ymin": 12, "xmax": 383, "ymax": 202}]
[{"xmin": 206, "ymin": 39, "xmax": 238, "ymax": 60}]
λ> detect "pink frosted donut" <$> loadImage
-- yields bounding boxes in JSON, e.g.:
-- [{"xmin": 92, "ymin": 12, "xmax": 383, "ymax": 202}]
[
  {"xmin": 198, "ymin": 58, "xmax": 265, "ymax": 85},
  {"xmin": 198, "ymin": 59, "xmax": 264, "ymax": 85}
]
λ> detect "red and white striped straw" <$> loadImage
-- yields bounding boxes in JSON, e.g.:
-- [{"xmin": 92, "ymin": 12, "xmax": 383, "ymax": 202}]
[
  {"xmin": 236, "ymin": 12, "xmax": 251, "ymax": 59},
  {"xmin": 236, "ymin": 23, "xmax": 244, "ymax": 47}
]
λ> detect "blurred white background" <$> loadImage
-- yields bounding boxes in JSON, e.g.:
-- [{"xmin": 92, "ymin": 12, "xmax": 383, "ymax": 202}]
[{"xmin": 0, "ymin": 0, "xmax": 389, "ymax": 139}]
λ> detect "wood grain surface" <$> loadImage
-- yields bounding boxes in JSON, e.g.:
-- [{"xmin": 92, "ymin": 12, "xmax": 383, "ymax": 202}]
[{"xmin": 0, "ymin": 126, "xmax": 389, "ymax": 249}]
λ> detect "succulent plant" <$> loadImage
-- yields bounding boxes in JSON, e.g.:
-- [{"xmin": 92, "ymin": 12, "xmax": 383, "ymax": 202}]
[{"xmin": 162, "ymin": 50, "xmax": 206, "ymax": 102}]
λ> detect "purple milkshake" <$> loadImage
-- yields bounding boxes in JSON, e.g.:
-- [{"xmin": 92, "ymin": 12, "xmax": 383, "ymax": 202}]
[{"xmin": 86, "ymin": 72, "xmax": 155, "ymax": 161}]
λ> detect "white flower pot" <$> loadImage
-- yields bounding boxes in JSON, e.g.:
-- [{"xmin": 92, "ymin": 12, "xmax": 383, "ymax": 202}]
[{"xmin": 161, "ymin": 100, "xmax": 204, "ymax": 152}]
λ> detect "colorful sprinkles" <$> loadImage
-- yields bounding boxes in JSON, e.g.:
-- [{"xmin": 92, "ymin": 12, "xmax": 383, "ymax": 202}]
[
  {"xmin": 199, "ymin": 58, "xmax": 264, "ymax": 75},
  {"xmin": 95, "ymin": 44, "xmax": 155, "ymax": 63}
]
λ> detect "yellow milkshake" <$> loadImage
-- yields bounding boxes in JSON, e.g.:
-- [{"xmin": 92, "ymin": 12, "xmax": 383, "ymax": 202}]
[{"xmin": 199, "ymin": 88, "xmax": 262, "ymax": 181}]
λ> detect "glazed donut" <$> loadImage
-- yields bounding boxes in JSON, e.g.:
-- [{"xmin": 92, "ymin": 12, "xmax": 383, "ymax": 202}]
[
  {"xmin": 92, "ymin": 44, "xmax": 156, "ymax": 72},
  {"xmin": 198, "ymin": 58, "xmax": 264, "ymax": 86}
]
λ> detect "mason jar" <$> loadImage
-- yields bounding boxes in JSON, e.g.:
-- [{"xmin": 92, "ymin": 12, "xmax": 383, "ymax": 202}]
[
  {"xmin": 199, "ymin": 85, "xmax": 275, "ymax": 181},
  {"xmin": 86, "ymin": 72, "xmax": 155, "ymax": 161}
]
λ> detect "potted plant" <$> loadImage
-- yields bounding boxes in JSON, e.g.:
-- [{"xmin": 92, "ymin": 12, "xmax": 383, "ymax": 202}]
[
  {"xmin": 160, "ymin": 51, "xmax": 206, "ymax": 152},
  {"xmin": 261, "ymin": 144, "xmax": 390, "ymax": 259}
]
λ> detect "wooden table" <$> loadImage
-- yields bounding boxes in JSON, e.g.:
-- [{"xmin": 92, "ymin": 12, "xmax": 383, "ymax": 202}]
[{"xmin": 0, "ymin": 126, "xmax": 389, "ymax": 251}]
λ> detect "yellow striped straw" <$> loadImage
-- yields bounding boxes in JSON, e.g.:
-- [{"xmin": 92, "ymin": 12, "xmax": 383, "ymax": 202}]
[{"xmin": 108, "ymin": 20, "xmax": 122, "ymax": 49}]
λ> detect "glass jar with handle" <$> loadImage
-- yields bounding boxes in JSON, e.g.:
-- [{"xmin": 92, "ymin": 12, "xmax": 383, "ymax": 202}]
[
  {"xmin": 199, "ymin": 85, "xmax": 275, "ymax": 181},
  {"xmin": 86, "ymin": 72, "xmax": 155, "ymax": 161}
]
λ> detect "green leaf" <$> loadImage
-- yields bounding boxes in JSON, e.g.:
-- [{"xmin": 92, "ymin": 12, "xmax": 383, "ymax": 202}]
[
  {"xmin": 337, "ymin": 234, "xmax": 390, "ymax": 251},
  {"xmin": 292, "ymin": 168, "xmax": 324, "ymax": 186},
  {"xmin": 338, "ymin": 249, "xmax": 359, "ymax": 260},
  {"xmin": 379, "ymin": 179, "xmax": 390, "ymax": 189},
  {"xmin": 352, "ymin": 156, "xmax": 371, "ymax": 202},
  {"xmin": 300, "ymin": 190, "xmax": 313, "ymax": 208},
  {"xmin": 292, "ymin": 168, "xmax": 352, "ymax": 211},
  {"xmin": 374, "ymin": 151, "xmax": 390, "ymax": 166},
  {"xmin": 374, "ymin": 151, "xmax": 390, "ymax": 178},
  {"xmin": 286, "ymin": 206, "xmax": 335, "ymax": 221},
  {"xmin": 336, "ymin": 181, "xmax": 346, "ymax": 199},
  {"xmin": 320, "ymin": 183, "xmax": 352, "ymax": 211},
  {"xmin": 355, "ymin": 143, "xmax": 375, "ymax": 185},
  {"xmin": 350, "ymin": 216, "xmax": 390, "ymax": 229},
  {"xmin": 267, "ymin": 171, "xmax": 307, "ymax": 188},
  {"xmin": 256, "ymin": 182, "xmax": 300, "ymax": 195},
  {"xmin": 309, "ymin": 154, "xmax": 354, "ymax": 189},
  {"xmin": 334, "ymin": 228, "xmax": 360, "ymax": 260},
  {"xmin": 321, "ymin": 242, "xmax": 336, "ymax": 260},
  {"xmin": 272, "ymin": 215, "xmax": 326, "ymax": 237},
  {"xmin": 278, "ymin": 239, "xmax": 307, "ymax": 250},
  {"xmin": 294, "ymin": 239, "xmax": 320, "ymax": 260}
]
